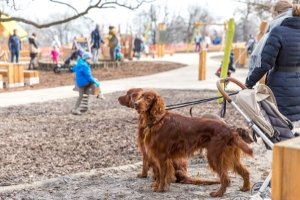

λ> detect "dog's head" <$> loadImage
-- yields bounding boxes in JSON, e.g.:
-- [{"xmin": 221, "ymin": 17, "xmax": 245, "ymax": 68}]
[
  {"xmin": 118, "ymin": 88, "xmax": 144, "ymax": 108},
  {"xmin": 134, "ymin": 90, "xmax": 166, "ymax": 116},
  {"xmin": 235, "ymin": 127, "xmax": 254, "ymax": 144}
]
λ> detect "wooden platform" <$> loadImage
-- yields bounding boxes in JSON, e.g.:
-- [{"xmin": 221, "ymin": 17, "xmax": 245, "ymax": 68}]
[{"xmin": 272, "ymin": 136, "xmax": 300, "ymax": 200}]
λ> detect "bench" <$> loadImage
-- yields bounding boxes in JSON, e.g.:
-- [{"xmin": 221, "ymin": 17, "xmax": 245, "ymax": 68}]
[
  {"xmin": 0, "ymin": 63, "xmax": 24, "ymax": 88},
  {"xmin": 23, "ymin": 70, "xmax": 39, "ymax": 86}
]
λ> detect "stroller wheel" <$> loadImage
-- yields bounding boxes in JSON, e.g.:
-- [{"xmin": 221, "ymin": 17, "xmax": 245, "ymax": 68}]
[
  {"xmin": 231, "ymin": 196, "xmax": 249, "ymax": 200},
  {"xmin": 53, "ymin": 66, "xmax": 61, "ymax": 73},
  {"xmin": 251, "ymin": 182, "xmax": 263, "ymax": 195}
]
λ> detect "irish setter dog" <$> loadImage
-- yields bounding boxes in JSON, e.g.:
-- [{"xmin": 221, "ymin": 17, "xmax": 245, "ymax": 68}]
[
  {"xmin": 118, "ymin": 88, "xmax": 218, "ymax": 185},
  {"xmin": 134, "ymin": 90, "xmax": 253, "ymax": 197}
]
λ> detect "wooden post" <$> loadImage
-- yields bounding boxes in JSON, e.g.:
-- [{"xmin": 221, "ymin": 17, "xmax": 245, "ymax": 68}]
[
  {"xmin": 198, "ymin": 50, "xmax": 207, "ymax": 80},
  {"xmin": 217, "ymin": 18, "xmax": 235, "ymax": 103},
  {"xmin": 157, "ymin": 23, "xmax": 166, "ymax": 57},
  {"xmin": 272, "ymin": 137, "xmax": 300, "ymax": 200}
]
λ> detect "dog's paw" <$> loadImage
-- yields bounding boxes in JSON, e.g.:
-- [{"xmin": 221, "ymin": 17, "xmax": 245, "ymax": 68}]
[
  {"xmin": 210, "ymin": 190, "xmax": 224, "ymax": 197},
  {"xmin": 137, "ymin": 173, "xmax": 147, "ymax": 178},
  {"xmin": 240, "ymin": 185, "xmax": 251, "ymax": 192}
]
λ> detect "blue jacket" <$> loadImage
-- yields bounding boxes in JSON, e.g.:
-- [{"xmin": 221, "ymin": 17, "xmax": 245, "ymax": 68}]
[
  {"xmin": 73, "ymin": 58, "xmax": 97, "ymax": 87},
  {"xmin": 246, "ymin": 17, "xmax": 300, "ymax": 121}
]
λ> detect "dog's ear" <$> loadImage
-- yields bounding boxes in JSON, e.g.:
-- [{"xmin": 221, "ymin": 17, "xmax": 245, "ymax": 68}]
[{"xmin": 150, "ymin": 92, "xmax": 166, "ymax": 116}]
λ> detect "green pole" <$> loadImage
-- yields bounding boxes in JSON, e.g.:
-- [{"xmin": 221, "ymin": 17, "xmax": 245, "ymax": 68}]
[{"xmin": 217, "ymin": 18, "xmax": 235, "ymax": 103}]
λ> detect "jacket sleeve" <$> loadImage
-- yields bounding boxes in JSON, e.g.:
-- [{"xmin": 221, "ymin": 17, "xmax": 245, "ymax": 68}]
[{"xmin": 245, "ymin": 29, "xmax": 282, "ymax": 87}]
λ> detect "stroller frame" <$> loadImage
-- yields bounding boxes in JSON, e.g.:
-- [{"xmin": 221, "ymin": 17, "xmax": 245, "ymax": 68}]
[{"xmin": 217, "ymin": 77, "xmax": 277, "ymax": 200}]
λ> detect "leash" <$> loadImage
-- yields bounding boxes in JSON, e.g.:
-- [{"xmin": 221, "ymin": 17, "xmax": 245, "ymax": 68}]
[{"xmin": 166, "ymin": 91, "xmax": 239, "ymax": 110}]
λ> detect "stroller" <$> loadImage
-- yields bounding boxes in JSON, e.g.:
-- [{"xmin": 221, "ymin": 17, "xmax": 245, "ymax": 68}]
[
  {"xmin": 216, "ymin": 77, "xmax": 296, "ymax": 200},
  {"xmin": 53, "ymin": 48, "xmax": 84, "ymax": 73}
]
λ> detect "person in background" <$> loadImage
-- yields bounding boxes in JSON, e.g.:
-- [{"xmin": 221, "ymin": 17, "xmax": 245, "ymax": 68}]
[
  {"xmin": 108, "ymin": 26, "xmax": 118, "ymax": 61},
  {"xmin": 215, "ymin": 51, "xmax": 235, "ymax": 77},
  {"xmin": 51, "ymin": 35, "xmax": 61, "ymax": 50},
  {"xmin": 246, "ymin": 34, "xmax": 256, "ymax": 56},
  {"xmin": 194, "ymin": 32, "xmax": 202, "ymax": 52},
  {"xmin": 133, "ymin": 34, "xmax": 143, "ymax": 60},
  {"xmin": 90, "ymin": 24, "xmax": 104, "ymax": 63},
  {"xmin": 245, "ymin": 0, "xmax": 300, "ymax": 123},
  {"xmin": 28, "ymin": 33, "xmax": 39, "ymax": 70},
  {"xmin": 8, "ymin": 29, "xmax": 21, "ymax": 63},
  {"xmin": 71, "ymin": 52, "xmax": 101, "ymax": 115},
  {"xmin": 51, "ymin": 46, "xmax": 60, "ymax": 64},
  {"xmin": 204, "ymin": 33, "xmax": 211, "ymax": 50}
]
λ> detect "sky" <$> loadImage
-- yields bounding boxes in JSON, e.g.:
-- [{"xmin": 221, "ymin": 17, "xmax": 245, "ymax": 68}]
[
  {"xmin": 89, "ymin": 0, "xmax": 244, "ymax": 27},
  {"xmin": 6, "ymin": 0, "xmax": 245, "ymax": 33}
]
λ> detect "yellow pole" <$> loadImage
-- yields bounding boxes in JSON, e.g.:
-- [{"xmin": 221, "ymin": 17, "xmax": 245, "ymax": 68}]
[{"xmin": 217, "ymin": 18, "xmax": 235, "ymax": 103}]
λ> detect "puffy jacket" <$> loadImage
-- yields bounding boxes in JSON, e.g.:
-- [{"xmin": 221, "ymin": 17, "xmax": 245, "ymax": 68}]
[
  {"xmin": 246, "ymin": 17, "xmax": 300, "ymax": 121},
  {"xmin": 73, "ymin": 58, "xmax": 97, "ymax": 87},
  {"xmin": 91, "ymin": 29, "xmax": 104, "ymax": 49}
]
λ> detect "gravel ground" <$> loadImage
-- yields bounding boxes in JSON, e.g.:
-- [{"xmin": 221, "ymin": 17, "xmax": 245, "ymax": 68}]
[{"xmin": 0, "ymin": 89, "xmax": 271, "ymax": 199}]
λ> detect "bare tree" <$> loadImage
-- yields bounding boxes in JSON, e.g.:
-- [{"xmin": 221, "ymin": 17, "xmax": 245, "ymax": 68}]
[
  {"xmin": 0, "ymin": 0, "xmax": 152, "ymax": 28},
  {"xmin": 185, "ymin": 5, "xmax": 214, "ymax": 43}
]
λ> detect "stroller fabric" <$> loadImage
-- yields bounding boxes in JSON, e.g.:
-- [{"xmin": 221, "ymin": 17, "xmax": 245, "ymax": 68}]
[{"xmin": 235, "ymin": 84, "xmax": 294, "ymax": 142}]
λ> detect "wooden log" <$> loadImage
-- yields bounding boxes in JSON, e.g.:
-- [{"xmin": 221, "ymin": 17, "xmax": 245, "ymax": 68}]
[
  {"xmin": 198, "ymin": 50, "xmax": 206, "ymax": 80},
  {"xmin": 272, "ymin": 136, "xmax": 300, "ymax": 200}
]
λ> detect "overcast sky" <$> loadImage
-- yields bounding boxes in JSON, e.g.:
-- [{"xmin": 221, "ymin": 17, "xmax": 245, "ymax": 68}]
[{"xmin": 8, "ymin": 0, "xmax": 245, "ymax": 33}]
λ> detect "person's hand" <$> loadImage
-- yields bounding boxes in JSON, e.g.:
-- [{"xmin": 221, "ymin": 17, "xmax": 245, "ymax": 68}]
[
  {"xmin": 95, "ymin": 81, "xmax": 100, "ymax": 88},
  {"xmin": 245, "ymin": 83, "xmax": 253, "ymax": 89}
]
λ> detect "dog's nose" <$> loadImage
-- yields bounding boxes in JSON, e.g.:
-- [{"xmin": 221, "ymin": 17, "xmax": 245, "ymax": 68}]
[{"xmin": 134, "ymin": 102, "xmax": 139, "ymax": 109}]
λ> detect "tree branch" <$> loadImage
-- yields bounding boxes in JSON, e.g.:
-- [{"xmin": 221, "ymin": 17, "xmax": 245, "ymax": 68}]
[
  {"xmin": 49, "ymin": 0, "xmax": 80, "ymax": 14},
  {"xmin": 0, "ymin": 0, "xmax": 150, "ymax": 28}
]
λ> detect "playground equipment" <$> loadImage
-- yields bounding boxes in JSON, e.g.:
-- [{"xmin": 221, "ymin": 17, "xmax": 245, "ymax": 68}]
[
  {"xmin": 198, "ymin": 18, "xmax": 235, "ymax": 83},
  {"xmin": 0, "ymin": 63, "xmax": 39, "ymax": 88},
  {"xmin": 193, "ymin": 21, "xmax": 227, "ymax": 51}
]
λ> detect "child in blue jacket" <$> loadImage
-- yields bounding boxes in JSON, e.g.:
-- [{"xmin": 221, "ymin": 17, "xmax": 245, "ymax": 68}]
[{"xmin": 71, "ymin": 52, "xmax": 101, "ymax": 115}]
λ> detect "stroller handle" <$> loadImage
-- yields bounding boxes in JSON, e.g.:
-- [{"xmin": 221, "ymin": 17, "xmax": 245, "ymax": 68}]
[{"xmin": 216, "ymin": 77, "xmax": 247, "ymax": 102}]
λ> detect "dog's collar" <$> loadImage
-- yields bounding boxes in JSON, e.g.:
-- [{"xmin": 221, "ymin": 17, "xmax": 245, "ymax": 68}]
[{"xmin": 147, "ymin": 112, "xmax": 167, "ymax": 128}]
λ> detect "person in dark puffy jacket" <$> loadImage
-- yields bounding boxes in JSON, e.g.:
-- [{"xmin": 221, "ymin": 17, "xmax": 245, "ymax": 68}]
[
  {"xmin": 90, "ymin": 25, "xmax": 104, "ymax": 63},
  {"xmin": 245, "ymin": 0, "xmax": 300, "ymax": 122}
]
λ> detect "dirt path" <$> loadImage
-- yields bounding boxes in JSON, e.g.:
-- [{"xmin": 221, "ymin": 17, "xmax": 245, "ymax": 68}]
[{"xmin": 0, "ymin": 90, "xmax": 271, "ymax": 199}]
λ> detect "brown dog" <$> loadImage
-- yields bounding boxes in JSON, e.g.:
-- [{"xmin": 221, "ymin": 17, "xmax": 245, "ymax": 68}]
[
  {"xmin": 118, "ymin": 88, "xmax": 218, "ymax": 185},
  {"xmin": 134, "ymin": 90, "xmax": 253, "ymax": 197}
]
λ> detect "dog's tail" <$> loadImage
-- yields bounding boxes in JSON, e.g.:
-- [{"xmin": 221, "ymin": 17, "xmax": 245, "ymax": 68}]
[{"xmin": 232, "ymin": 132, "xmax": 253, "ymax": 156}]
